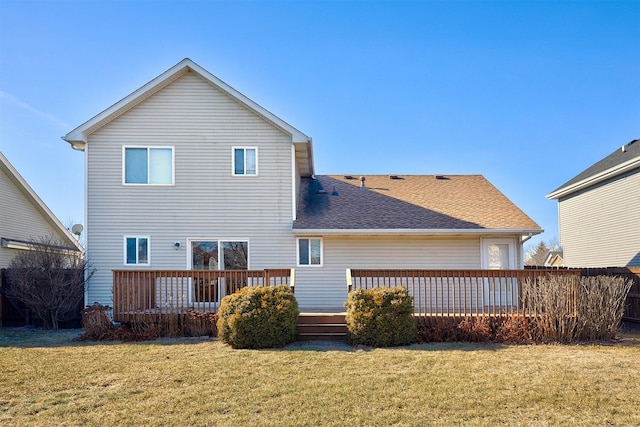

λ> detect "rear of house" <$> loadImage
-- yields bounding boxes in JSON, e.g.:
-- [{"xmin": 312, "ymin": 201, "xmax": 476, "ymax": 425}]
[{"xmin": 64, "ymin": 58, "xmax": 543, "ymax": 312}]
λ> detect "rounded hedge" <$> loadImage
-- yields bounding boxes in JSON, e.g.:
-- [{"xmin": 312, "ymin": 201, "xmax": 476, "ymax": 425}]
[
  {"xmin": 217, "ymin": 285, "xmax": 299, "ymax": 349},
  {"xmin": 345, "ymin": 286, "xmax": 417, "ymax": 347}
]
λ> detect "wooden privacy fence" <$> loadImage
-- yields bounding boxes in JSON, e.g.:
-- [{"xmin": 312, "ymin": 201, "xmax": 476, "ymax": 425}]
[
  {"xmin": 113, "ymin": 269, "xmax": 294, "ymax": 323},
  {"xmin": 346, "ymin": 269, "xmax": 581, "ymax": 317}
]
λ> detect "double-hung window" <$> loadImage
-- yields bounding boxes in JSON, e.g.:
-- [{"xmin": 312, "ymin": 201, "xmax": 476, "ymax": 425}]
[
  {"xmin": 124, "ymin": 146, "xmax": 174, "ymax": 185},
  {"xmin": 232, "ymin": 147, "xmax": 257, "ymax": 176},
  {"xmin": 297, "ymin": 238, "xmax": 322, "ymax": 266},
  {"xmin": 124, "ymin": 236, "xmax": 149, "ymax": 265}
]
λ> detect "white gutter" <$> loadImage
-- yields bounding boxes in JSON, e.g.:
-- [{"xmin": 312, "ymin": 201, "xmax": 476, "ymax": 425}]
[{"xmin": 292, "ymin": 228, "xmax": 543, "ymax": 237}]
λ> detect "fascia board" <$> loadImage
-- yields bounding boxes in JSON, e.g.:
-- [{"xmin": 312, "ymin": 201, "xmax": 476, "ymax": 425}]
[
  {"xmin": 547, "ymin": 156, "xmax": 640, "ymax": 200},
  {"xmin": 63, "ymin": 58, "xmax": 311, "ymax": 148},
  {"xmin": 292, "ymin": 228, "xmax": 544, "ymax": 237},
  {"xmin": 0, "ymin": 153, "xmax": 84, "ymax": 253}
]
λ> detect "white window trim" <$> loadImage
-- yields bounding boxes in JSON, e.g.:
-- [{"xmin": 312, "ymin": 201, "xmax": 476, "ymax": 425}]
[
  {"xmin": 296, "ymin": 237, "xmax": 323, "ymax": 267},
  {"xmin": 480, "ymin": 238, "xmax": 516, "ymax": 270},
  {"xmin": 231, "ymin": 146, "xmax": 258, "ymax": 177},
  {"xmin": 187, "ymin": 238, "xmax": 251, "ymax": 270},
  {"xmin": 122, "ymin": 145, "xmax": 175, "ymax": 186},
  {"xmin": 123, "ymin": 235, "xmax": 151, "ymax": 266}
]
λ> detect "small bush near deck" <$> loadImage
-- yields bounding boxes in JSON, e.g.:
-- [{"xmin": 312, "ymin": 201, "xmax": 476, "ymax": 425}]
[
  {"xmin": 78, "ymin": 303, "xmax": 115, "ymax": 340},
  {"xmin": 77, "ymin": 304, "xmax": 217, "ymax": 341},
  {"xmin": 345, "ymin": 286, "xmax": 417, "ymax": 347},
  {"xmin": 417, "ymin": 315, "xmax": 537, "ymax": 344},
  {"xmin": 217, "ymin": 285, "xmax": 298, "ymax": 349}
]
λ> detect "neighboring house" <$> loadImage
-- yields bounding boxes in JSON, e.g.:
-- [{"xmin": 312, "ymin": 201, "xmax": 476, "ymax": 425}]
[
  {"xmin": 543, "ymin": 250, "xmax": 564, "ymax": 267},
  {"xmin": 547, "ymin": 139, "xmax": 640, "ymax": 268},
  {"xmin": 63, "ymin": 58, "xmax": 542, "ymax": 310},
  {"xmin": 0, "ymin": 151, "xmax": 83, "ymax": 268}
]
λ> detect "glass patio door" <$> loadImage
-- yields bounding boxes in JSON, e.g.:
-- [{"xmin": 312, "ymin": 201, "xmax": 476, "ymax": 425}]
[{"xmin": 190, "ymin": 240, "xmax": 248, "ymax": 303}]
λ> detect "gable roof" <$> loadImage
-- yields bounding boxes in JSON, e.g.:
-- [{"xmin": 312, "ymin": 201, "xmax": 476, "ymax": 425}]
[
  {"xmin": 294, "ymin": 174, "xmax": 542, "ymax": 236},
  {"xmin": 62, "ymin": 58, "xmax": 314, "ymax": 176},
  {"xmin": 547, "ymin": 139, "xmax": 640, "ymax": 200},
  {"xmin": 0, "ymin": 152, "xmax": 83, "ymax": 252}
]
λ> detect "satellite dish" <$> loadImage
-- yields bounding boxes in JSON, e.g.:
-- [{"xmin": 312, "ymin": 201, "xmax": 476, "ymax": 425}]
[{"xmin": 71, "ymin": 224, "xmax": 83, "ymax": 236}]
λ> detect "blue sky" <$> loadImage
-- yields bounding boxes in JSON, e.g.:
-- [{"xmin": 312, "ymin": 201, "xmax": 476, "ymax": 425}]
[{"xmin": 1, "ymin": 0, "xmax": 639, "ymax": 251}]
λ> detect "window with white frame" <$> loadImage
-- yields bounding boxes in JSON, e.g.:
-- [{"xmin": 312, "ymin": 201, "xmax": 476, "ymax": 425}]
[
  {"xmin": 124, "ymin": 236, "xmax": 149, "ymax": 265},
  {"xmin": 232, "ymin": 147, "xmax": 257, "ymax": 176},
  {"xmin": 124, "ymin": 146, "xmax": 174, "ymax": 185},
  {"xmin": 297, "ymin": 238, "xmax": 322, "ymax": 266}
]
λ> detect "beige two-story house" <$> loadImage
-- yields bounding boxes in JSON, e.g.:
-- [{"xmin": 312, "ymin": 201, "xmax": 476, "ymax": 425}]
[{"xmin": 64, "ymin": 58, "xmax": 542, "ymax": 310}]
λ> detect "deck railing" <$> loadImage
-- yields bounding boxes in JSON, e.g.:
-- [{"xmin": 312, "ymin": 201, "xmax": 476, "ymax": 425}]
[
  {"xmin": 113, "ymin": 269, "xmax": 294, "ymax": 322},
  {"xmin": 346, "ymin": 268, "xmax": 581, "ymax": 317}
]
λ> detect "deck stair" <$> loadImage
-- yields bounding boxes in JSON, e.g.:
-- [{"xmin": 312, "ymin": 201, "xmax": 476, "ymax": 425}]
[{"xmin": 297, "ymin": 314, "xmax": 347, "ymax": 341}]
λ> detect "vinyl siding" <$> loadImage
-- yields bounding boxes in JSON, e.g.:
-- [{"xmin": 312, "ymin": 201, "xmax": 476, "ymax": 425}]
[
  {"xmin": 85, "ymin": 71, "xmax": 297, "ymax": 305},
  {"xmin": 558, "ymin": 167, "xmax": 640, "ymax": 267},
  {"xmin": 294, "ymin": 236, "xmax": 482, "ymax": 309},
  {"xmin": 0, "ymin": 167, "xmax": 71, "ymax": 268}
]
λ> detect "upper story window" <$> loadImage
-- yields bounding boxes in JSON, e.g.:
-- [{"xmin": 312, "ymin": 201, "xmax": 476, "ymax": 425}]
[
  {"xmin": 297, "ymin": 238, "xmax": 322, "ymax": 266},
  {"xmin": 124, "ymin": 236, "xmax": 149, "ymax": 265},
  {"xmin": 232, "ymin": 147, "xmax": 257, "ymax": 176},
  {"xmin": 124, "ymin": 146, "xmax": 174, "ymax": 185}
]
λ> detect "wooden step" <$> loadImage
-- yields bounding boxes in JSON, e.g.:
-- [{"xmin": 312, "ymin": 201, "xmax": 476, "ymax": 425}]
[
  {"xmin": 297, "ymin": 314, "xmax": 348, "ymax": 341},
  {"xmin": 298, "ymin": 314, "xmax": 346, "ymax": 324}
]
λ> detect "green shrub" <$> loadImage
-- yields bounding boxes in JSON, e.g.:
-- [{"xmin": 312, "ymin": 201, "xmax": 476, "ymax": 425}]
[
  {"xmin": 345, "ymin": 286, "xmax": 417, "ymax": 347},
  {"xmin": 217, "ymin": 285, "xmax": 299, "ymax": 349}
]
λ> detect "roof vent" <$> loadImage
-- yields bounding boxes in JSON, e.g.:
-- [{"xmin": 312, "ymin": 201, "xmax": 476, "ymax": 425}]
[
  {"xmin": 622, "ymin": 145, "xmax": 627, "ymax": 153},
  {"xmin": 360, "ymin": 176, "xmax": 366, "ymax": 188},
  {"xmin": 435, "ymin": 174, "xmax": 446, "ymax": 180},
  {"xmin": 344, "ymin": 175, "xmax": 354, "ymax": 180},
  {"xmin": 389, "ymin": 174, "xmax": 400, "ymax": 180},
  {"xmin": 317, "ymin": 189, "xmax": 327, "ymax": 195}
]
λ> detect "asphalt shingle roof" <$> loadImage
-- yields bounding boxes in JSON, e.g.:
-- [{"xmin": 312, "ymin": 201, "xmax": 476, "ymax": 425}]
[
  {"xmin": 550, "ymin": 139, "xmax": 640, "ymax": 194},
  {"xmin": 293, "ymin": 174, "xmax": 541, "ymax": 231}
]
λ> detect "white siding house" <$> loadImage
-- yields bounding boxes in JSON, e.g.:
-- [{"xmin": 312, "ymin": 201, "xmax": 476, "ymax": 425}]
[
  {"xmin": 64, "ymin": 58, "xmax": 542, "ymax": 310},
  {"xmin": 547, "ymin": 139, "xmax": 640, "ymax": 268}
]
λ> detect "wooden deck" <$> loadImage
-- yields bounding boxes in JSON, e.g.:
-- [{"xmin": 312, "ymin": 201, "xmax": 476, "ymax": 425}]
[
  {"xmin": 112, "ymin": 268, "xmax": 584, "ymax": 321},
  {"xmin": 346, "ymin": 268, "xmax": 581, "ymax": 317},
  {"xmin": 112, "ymin": 269, "xmax": 294, "ymax": 323}
]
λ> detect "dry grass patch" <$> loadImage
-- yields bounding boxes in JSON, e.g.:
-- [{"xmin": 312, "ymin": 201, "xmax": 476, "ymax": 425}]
[{"xmin": 1, "ymin": 328, "xmax": 639, "ymax": 426}]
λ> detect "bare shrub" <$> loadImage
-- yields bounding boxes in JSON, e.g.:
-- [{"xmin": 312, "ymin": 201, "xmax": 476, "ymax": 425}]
[
  {"xmin": 496, "ymin": 314, "xmax": 536, "ymax": 344},
  {"xmin": 79, "ymin": 303, "xmax": 114, "ymax": 339},
  {"xmin": 185, "ymin": 309, "xmax": 217, "ymax": 337},
  {"xmin": 576, "ymin": 276, "xmax": 632, "ymax": 341},
  {"xmin": 417, "ymin": 317, "xmax": 463, "ymax": 342},
  {"xmin": 4, "ymin": 235, "xmax": 93, "ymax": 329},
  {"xmin": 522, "ymin": 275, "xmax": 632, "ymax": 342}
]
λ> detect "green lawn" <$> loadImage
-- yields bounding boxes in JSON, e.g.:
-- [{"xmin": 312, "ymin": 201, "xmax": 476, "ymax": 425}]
[{"xmin": 1, "ymin": 328, "xmax": 639, "ymax": 426}]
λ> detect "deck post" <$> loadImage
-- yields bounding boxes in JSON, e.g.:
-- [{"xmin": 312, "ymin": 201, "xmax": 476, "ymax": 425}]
[{"xmin": 345, "ymin": 268, "xmax": 352, "ymax": 293}]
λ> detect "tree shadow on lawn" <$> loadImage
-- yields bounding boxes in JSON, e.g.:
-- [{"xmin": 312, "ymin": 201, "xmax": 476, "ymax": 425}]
[
  {"xmin": 0, "ymin": 327, "xmax": 216, "ymax": 349},
  {"xmin": 281, "ymin": 340, "xmax": 509, "ymax": 353}
]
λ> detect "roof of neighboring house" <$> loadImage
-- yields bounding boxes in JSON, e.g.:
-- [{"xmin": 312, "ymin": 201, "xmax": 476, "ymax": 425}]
[
  {"xmin": 547, "ymin": 139, "xmax": 640, "ymax": 199},
  {"xmin": 63, "ymin": 58, "xmax": 314, "ymax": 176},
  {"xmin": 0, "ymin": 152, "xmax": 83, "ymax": 252},
  {"xmin": 293, "ymin": 174, "xmax": 542, "ymax": 236},
  {"xmin": 543, "ymin": 250, "xmax": 564, "ymax": 267}
]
